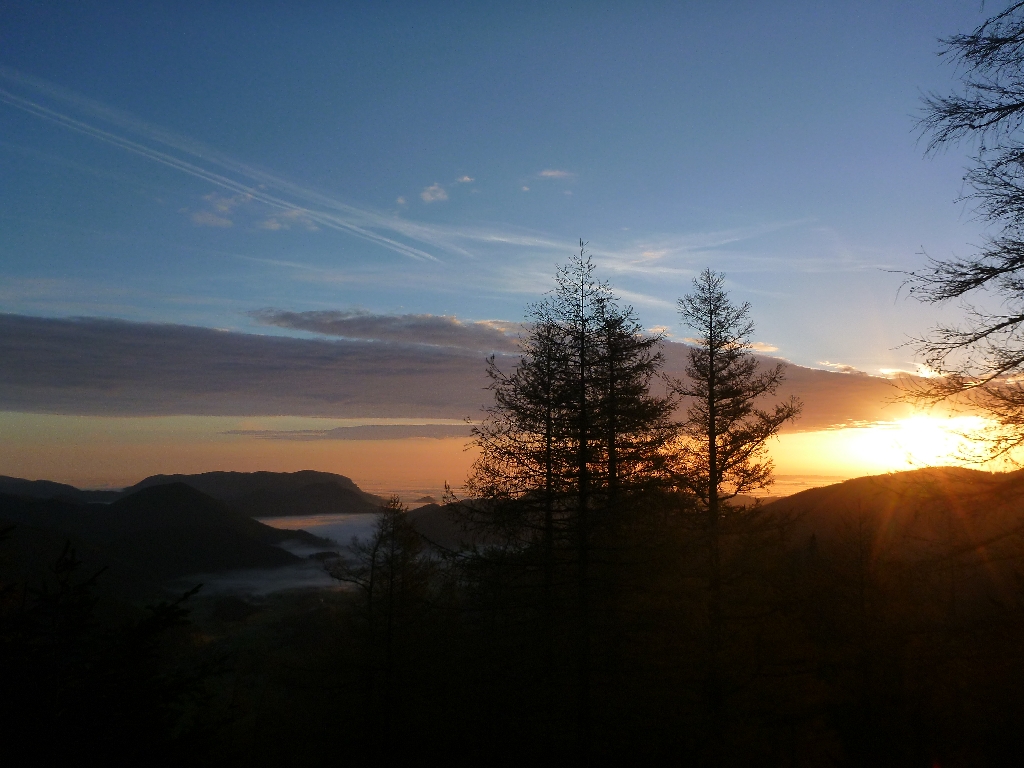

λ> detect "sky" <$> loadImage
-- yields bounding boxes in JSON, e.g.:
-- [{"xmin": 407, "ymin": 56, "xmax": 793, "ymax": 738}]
[{"xmin": 0, "ymin": 1, "xmax": 1003, "ymax": 491}]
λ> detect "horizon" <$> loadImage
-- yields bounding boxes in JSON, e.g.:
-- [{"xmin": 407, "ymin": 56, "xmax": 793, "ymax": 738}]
[{"xmin": 0, "ymin": 1, "xmax": 1012, "ymax": 488}]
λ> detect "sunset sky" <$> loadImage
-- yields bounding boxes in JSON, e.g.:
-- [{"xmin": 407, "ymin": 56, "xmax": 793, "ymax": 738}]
[{"xmin": 0, "ymin": 2, "xmax": 1000, "ymax": 492}]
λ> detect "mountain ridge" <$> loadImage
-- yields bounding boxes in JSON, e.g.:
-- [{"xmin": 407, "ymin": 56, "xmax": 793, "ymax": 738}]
[
  {"xmin": 0, "ymin": 483, "xmax": 335, "ymax": 594},
  {"xmin": 0, "ymin": 470, "xmax": 387, "ymax": 517}
]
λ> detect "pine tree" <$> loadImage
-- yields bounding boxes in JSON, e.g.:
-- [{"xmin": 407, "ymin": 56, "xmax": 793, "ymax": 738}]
[
  {"xmin": 669, "ymin": 269, "xmax": 801, "ymax": 742},
  {"xmin": 465, "ymin": 241, "xmax": 676, "ymax": 760}
]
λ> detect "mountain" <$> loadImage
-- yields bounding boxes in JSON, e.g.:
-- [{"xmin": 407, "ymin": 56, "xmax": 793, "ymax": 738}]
[
  {"xmin": 0, "ymin": 475, "xmax": 120, "ymax": 504},
  {"xmin": 0, "ymin": 484, "xmax": 332, "ymax": 591},
  {"xmin": 0, "ymin": 470, "xmax": 388, "ymax": 518},
  {"xmin": 126, "ymin": 470, "xmax": 385, "ymax": 517},
  {"xmin": 765, "ymin": 466, "xmax": 1024, "ymax": 549},
  {"xmin": 763, "ymin": 467, "xmax": 1024, "ymax": 605},
  {"xmin": 407, "ymin": 503, "xmax": 468, "ymax": 550}
]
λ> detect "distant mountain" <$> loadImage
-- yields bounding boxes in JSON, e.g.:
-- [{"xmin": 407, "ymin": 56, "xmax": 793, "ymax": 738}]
[
  {"xmin": 406, "ymin": 502, "xmax": 506, "ymax": 551},
  {"xmin": 126, "ymin": 470, "xmax": 386, "ymax": 517},
  {"xmin": 0, "ymin": 475, "xmax": 120, "ymax": 504},
  {"xmin": 0, "ymin": 483, "xmax": 333, "ymax": 592},
  {"xmin": 407, "ymin": 503, "xmax": 467, "ymax": 550},
  {"xmin": 0, "ymin": 470, "xmax": 387, "ymax": 518}
]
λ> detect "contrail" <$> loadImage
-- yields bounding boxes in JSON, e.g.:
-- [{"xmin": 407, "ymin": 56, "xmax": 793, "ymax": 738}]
[
  {"xmin": 0, "ymin": 68, "xmax": 602, "ymax": 262},
  {"xmin": 0, "ymin": 68, "xmax": 446, "ymax": 261},
  {"xmin": 0, "ymin": 68, "xmax": 821, "ymax": 278}
]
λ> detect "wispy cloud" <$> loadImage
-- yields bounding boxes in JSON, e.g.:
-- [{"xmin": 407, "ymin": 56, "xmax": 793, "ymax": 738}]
[
  {"xmin": 455, "ymin": 175, "xmax": 474, "ymax": 183},
  {"xmin": 204, "ymin": 191, "xmax": 252, "ymax": 213},
  {"xmin": 750, "ymin": 341, "xmax": 779, "ymax": 353},
  {"xmin": 250, "ymin": 309, "xmax": 521, "ymax": 352},
  {"xmin": 259, "ymin": 207, "xmax": 319, "ymax": 232},
  {"xmin": 0, "ymin": 67, "xmax": 442, "ymax": 261},
  {"xmin": 225, "ymin": 424, "xmax": 472, "ymax": 441},
  {"xmin": 819, "ymin": 360, "xmax": 868, "ymax": 376},
  {"xmin": 420, "ymin": 183, "xmax": 448, "ymax": 203},
  {"xmin": 0, "ymin": 68, "xmax": 875, "ymax": 280},
  {"xmin": 190, "ymin": 210, "xmax": 233, "ymax": 228}
]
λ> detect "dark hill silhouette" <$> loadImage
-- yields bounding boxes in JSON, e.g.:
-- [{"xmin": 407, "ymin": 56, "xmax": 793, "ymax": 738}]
[
  {"xmin": 764, "ymin": 466, "xmax": 1024, "ymax": 607},
  {"xmin": 407, "ymin": 503, "xmax": 467, "ymax": 550},
  {"xmin": 765, "ymin": 466, "xmax": 1024, "ymax": 549},
  {"xmin": 407, "ymin": 502, "xmax": 505, "ymax": 551},
  {"xmin": 0, "ymin": 475, "xmax": 120, "ymax": 503},
  {"xmin": 0, "ymin": 484, "xmax": 332, "ymax": 590},
  {"xmin": 126, "ymin": 470, "xmax": 385, "ymax": 516}
]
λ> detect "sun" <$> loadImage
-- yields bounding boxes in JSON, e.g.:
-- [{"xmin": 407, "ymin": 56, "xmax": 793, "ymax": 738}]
[
  {"xmin": 848, "ymin": 415, "xmax": 989, "ymax": 470},
  {"xmin": 771, "ymin": 414, "xmax": 994, "ymax": 478}
]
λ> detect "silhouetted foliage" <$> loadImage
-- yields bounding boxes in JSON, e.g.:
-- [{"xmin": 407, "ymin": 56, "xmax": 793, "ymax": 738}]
[
  {"xmin": 665, "ymin": 269, "xmax": 801, "ymax": 757},
  {"xmin": 911, "ymin": 1, "xmax": 1024, "ymax": 458},
  {"xmin": 0, "ymin": 533, "xmax": 204, "ymax": 765},
  {"xmin": 463, "ymin": 243, "xmax": 677, "ymax": 760}
]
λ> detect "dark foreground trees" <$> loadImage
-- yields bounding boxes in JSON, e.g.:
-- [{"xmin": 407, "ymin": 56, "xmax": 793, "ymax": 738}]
[
  {"xmin": 7, "ymin": 253, "xmax": 1024, "ymax": 766},
  {"xmin": 0, "ymin": 535, "xmax": 204, "ymax": 765},
  {"xmin": 912, "ymin": 2, "xmax": 1024, "ymax": 458},
  {"xmin": 464, "ymin": 243, "xmax": 676, "ymax": 761},
  {"xmin": 329, "ymin": 496, "xmax": 435, "ymax": 757},
  {"xmin": 669, "ymin": 269, "xmax": 802, "ymax": 745}
]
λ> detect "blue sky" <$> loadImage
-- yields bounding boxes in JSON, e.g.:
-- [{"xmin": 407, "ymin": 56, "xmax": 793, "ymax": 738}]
[{"xmin": 0, "ymin": 1, "xmax": 990, "ymax": 374}]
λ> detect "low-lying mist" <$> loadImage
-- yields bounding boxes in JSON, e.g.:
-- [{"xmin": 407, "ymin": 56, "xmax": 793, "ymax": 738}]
[{"xmin": 170, "ymin": 513, "xmax": 378, "ymax": 596}]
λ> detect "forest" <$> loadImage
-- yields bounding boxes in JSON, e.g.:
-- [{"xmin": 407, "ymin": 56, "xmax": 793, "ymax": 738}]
[
  {"xmin": 10, "ymin": 3, "xmax": 1024, "ymax": 766},
  {"xmin": 3, "ymin": 253, "xmax": 1024, "ymax": 767}
]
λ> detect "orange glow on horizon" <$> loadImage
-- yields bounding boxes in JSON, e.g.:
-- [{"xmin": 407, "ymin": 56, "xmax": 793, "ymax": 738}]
[
  {"xmin": 0, "ymin": 412, "xmax": 1010, "ymax": 496},
  {"xmin": 773, "ymin": 414, "xmax": 998, "ymax": 478}
]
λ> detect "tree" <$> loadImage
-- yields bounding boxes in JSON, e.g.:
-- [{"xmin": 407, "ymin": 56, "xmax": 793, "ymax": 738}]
[
  {"xmin": 464, "ymin": 241, "xmax": 676, "ymax": 760},
  {"xmin": 329, "ymin": 496, "xmax": 431, "ymax": 756},
  {"xmin": 669, "ymin": 269, "xmax": 801, "ymax": 736},
  {"xmin": 910, "ymin": 2, "xmax": 1024, "ymax": 459}
]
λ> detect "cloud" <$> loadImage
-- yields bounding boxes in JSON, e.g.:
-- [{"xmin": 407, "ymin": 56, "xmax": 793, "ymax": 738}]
[
  {"xmin": 539, "ymin": 169, "xmax": 573, "ymax": 178},
  {"xmin": 455, "ymin": 176, "xmax": 474, "ymax": 183},
  {"xmin": 224, "ymin": 424, "xmax": 473, "ymax": 441},
  {"xmin": 750, "ymin": 342, "xmax": 779, "ymax": 353},
  {"xmin": 879, "ymin": 365, "xmax": 941, "ymax": 379},
  {"xmin": 1, "ymin": 69, "xmax": 858, "ymax": 278},
  {"xmin": 818, "ymin": 360, "xmax": 868, "ymax": 376},
  {"xmin": 420, "ymin": 184, "xmax": 448, "ymax": 203},
  {"xmin": 249, "ymin": 309, "xmax": 521, "ymax": 352},
  {"xmin": 0, "ymin": 313, "xmax": 503, "ymax": 418},
  {"xmin": 521, "ymin": 186, "xmax": 530, "ymax": 192},
  {"xmin": 656, "ymin": 342, "xmax": 916, "ymax": 431},
  {"xmin": 190, "ymin": 210, "xmax": 233, "ymax": 228},
  {"xmin": 0, "ymin": 314, "xmax": 921, "ymax": 430},
  {"xmin": 258, "ymin": 207, "xmax": 319, "ymax": 232},
  {"xmin": 204, "ymin": 191, "xmax": 252, "ymax": 213},
  {"xmin": 0, "ymin": 69, "xmax": 441, "ymax": 261},
  {"xmin": 396, "ymin": 196, "xmax": 406, "ymax": 205}
]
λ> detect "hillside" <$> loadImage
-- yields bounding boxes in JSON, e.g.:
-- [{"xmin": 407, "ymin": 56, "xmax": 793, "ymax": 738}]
[
  {"xmin": 0, "ymin": 483, "xmax": 332, "ymax": 592},
  {"xmin": 0, "ymin": 475, "xmax": 120, "ymax": 504},
  {"xmin": 763, "ymin": 466, "xmax": 1024, "ymax": 609},
  {"xmin": 126, "ymin": 470, "xmax": 386, "ymax": 516},
  {"xmin": 0, "ymin": 470, "xmax": 387, "ymax": 518},
  {"xmin": 765, "ymin": 466, "xmax": 1024, "ymax": 549}
]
